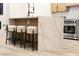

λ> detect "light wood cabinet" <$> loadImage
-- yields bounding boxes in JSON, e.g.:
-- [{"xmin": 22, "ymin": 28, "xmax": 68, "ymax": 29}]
[
  {"xmin": 51, "ymin": 3, "xmax": 57, "ymax": 13},
  {"xmin": 51, "ymin": 3, "xmax": 66, "ymax": 13},
  {"xmin": 58, "ymin": 3, "xmax": 66, "ymax": 12}
]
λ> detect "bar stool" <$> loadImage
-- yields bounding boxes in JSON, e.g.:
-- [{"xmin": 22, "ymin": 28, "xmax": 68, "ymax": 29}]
[
  {"xmin": 6, "ymin": 25, "xmax": 17, "ymax": 46},
  {"xmin": 17, "ymin": 26, "xmax": 26, "ymax": 48},
  {"xmin": 27, "ymin": 26, "xmax": 38, "ymax": 51}
]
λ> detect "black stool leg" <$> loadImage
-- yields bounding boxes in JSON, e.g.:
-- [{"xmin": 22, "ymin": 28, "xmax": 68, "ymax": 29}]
[
  {"xmin": 24, "ymin": 30, "xmax": 27, "ymax": 49},
  {"xmin": 6, "ymin": 25, "xmax": 8, "ymax": 44},
  {"xmin": 32, "ymin": 30, "xmax": 34, "ymax": 51},
  {"xmin": 37, "ymin": 34, "xmax": 38, "ymax": 50},
  {"xmin": 28, "ymin": 34, "xmax": 30, "ymax": 46},
  {"xmin": 20, "ymin": 29, "xmax": 24, "ymax": 48},
  {"xmin": 19, "ymin": 33, "xmax": 22, "ymax": 48},
  {"xmin": 24, "ymin": 39, "xmax": 26, "ymax": 49},
  {"xmin": 12, "ymin": 28, "xmax": 16, "ymax": 46},
  {"xmin": 6, "ymin": 31, "xmax": 8, "ymax": 44},
  {"xmin": 14, "ymin": 40, "xmax": 15, "ymax": 46},
  {"xmin": 24, "ymin": 42, "xmax": 25, "ymax": 49},
  {"xmin": 20, "ymin": 40, "xmax": 22, "ymax": 48}
]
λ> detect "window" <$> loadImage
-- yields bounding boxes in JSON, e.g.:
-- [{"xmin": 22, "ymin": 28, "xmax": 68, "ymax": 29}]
[{"xmin": 0, "ymin": 3, "xmax": 3, "ymax": 15}]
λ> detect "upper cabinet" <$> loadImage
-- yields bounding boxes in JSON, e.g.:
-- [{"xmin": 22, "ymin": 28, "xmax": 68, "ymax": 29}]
[
  {"xmin": 9, "ymin": 3, "xmax": 28, "ymax": 18},
  {"xmin": 57, "ymin": 3, "xmax": 66, "ymax": 12},
  {"xmin": 51, "ymin": 3, "xmax": 57, "ymax": 13},
  {"xmin": 51, "ymin": 3, "xmax": 79, "ymax": 13},
  {"xmin": 51, "ymin": 3, "xmax": 66, "ymax": 13}
]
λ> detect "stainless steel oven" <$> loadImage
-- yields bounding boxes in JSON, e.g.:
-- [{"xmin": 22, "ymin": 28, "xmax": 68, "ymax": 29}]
[{"xmin": 64, "ymin": 19, "xmax": 79, "ymax": 39}]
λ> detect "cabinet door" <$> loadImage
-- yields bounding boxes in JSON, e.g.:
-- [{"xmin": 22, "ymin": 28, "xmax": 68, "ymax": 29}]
[
  {"xmin": 51, "ymin": 3, "xmax": 57, "ymax": 13},
  {"xmin": 51, "ymin": 3, "xmax": 66, "ymax": 13},
  {"xmin": 58, "ymin": 3, "xmax": 66, "ymax": 12}
]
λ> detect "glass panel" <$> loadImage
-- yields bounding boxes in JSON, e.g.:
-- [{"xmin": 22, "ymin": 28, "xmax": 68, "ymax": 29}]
[{"xmin": 64, "ymin": 26, "xmax": 75, "ymax": 34}]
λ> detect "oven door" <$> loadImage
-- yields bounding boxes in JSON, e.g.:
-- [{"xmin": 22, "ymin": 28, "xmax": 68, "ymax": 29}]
[{"xmin": 64, "ymin": 26, "xmax": 75, "ymax": 34}]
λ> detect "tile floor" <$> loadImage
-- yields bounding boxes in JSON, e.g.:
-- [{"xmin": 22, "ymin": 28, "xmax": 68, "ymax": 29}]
[{"xmin": 0, "ymin": 39, "xmax": 79, "ymax": 56}]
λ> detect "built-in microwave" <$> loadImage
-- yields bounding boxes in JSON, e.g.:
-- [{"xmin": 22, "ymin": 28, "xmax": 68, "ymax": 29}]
[{"xmin": 64, "ymin": 26, "xmax": 75, "ymax": 34}]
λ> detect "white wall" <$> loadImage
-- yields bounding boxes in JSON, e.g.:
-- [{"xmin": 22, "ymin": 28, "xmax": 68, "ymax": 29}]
[
  {"xmin": 9, "ymin": 3, "xmax": 52, "ymax": 17},
  {"xmin": 9, "ymin": 3, "xmax": 28, "ymax": 18},
  {"xmin": 0, "ymin": 3, "xmax": 9, "ymax": 40},
  {"xmin": 35, "ymin": 3, "xmax": 51, "ymax": 16}
]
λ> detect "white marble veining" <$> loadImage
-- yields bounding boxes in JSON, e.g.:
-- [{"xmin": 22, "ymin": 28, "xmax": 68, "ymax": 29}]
[{"xmin": 38, "ymin": 16, "xmax": 64, "ymax": 51}]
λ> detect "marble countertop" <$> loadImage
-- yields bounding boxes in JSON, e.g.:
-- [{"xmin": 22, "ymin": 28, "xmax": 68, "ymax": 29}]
[{"xmin": 9, "ymin": 16, "xmax": 38, "ymax": 20}]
